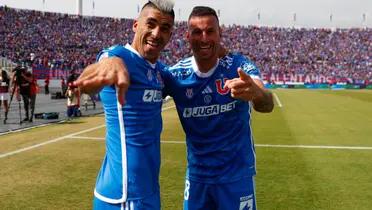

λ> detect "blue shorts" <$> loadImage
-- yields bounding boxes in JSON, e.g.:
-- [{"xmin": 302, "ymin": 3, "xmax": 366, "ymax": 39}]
[
  {"xmin": 93, "ymin": 192, "xmax": 160, "ymax": 210},
  {"xmin": 67, "ymin": 105, "xmax": 79, "ymax": 117},
  {"xmin": 183, "ymin": 176, "xmax": 256, "ymax": 210}
]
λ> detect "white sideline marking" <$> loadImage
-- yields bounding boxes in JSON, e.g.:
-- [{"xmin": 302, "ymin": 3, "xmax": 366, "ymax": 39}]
[
  {"xmin": 273, "ymin": 93, "xmax": 283, "ymax": 108},
  {"xmin": 256, "ymin": 144, "xmax": 372, "ymax": 150},
  {"xmin": 162, "ymin": 140, "xmax": 185, "ymax": 144},
  {"xmin": 162, "ymin": 105, "xmax": 176, "ymax": 111},
  {"xmin": 70, "ymin": 136, "xmax": 104, "ymax": 140},
  {"xmin": 0, "ymin": 113, "xmax": 106, "ymax": 137},
  {"xmin": 0, "ymin": 125, "xmax": 105, "ymax": 159},
  {"xmin": 0, "ymin": 120, "xmax": 69, "ymax": 137},
  {"xmin": 0, "ymin": 106, "xmax": 176, "ymax": 158},
  {"xmin": 4, "ymin": 102, "xmax": 370, "ymax": 159},
  {"xmin": 67, "ymin": 137, "xmax": 372, "ymax": 150},
  {"xmin": 70, "ymin": 136, "xmax": 185, "ymax": 144}
]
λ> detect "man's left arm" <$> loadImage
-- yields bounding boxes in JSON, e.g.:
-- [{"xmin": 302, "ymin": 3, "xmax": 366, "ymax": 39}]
[{"xmin": 224, "ymin": 68, "xmax": 274, "ymax": 113}]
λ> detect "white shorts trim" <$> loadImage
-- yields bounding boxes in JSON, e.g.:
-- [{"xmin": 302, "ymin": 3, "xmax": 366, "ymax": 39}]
[
  {"xmin": 0, "ymin": 93, "xmax": 9, "ymax": 101},
  {"xmin": 94, "ymin": 189, "xmax": 126, "ymax": 204}
]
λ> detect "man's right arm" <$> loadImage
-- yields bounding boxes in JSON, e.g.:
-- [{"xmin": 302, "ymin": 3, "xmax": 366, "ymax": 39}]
[{"xmin": 74, "ymin": 57, "xmax": 130, "ymax": 105}]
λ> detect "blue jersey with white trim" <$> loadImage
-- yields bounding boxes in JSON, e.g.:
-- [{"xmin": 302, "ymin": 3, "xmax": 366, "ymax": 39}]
[
  {"xmin": 95, "ymin": 44, "xmax": 164, "ymax": 202},
  {"xmin": 162, "ymin": 53, "xmax": 260, "ymax": 183}
]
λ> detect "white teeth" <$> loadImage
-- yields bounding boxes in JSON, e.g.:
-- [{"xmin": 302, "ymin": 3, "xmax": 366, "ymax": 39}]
[{"xmin": 147, "ymin": 40, "xmax": 159, "ymax": 47}]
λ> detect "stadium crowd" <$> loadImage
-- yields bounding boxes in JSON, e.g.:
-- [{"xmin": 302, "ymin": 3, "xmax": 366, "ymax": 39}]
[{"xmin": 1, "ymin": 6, "xmax": 371, "ymax": 82}]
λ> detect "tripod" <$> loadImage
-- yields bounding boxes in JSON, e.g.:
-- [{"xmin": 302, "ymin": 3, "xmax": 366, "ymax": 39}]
[{"xmin": 7, "ymin": 84, "xmax": 23, "ymax": 124}]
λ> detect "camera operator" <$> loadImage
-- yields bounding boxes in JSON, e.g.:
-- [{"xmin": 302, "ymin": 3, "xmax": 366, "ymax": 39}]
[
  {"xmin": 13, "ymin": 66, "xmax": 37, "ymax": 122},
  {"xmin": 0, "ymin": 67, "xmax": 10, "ymax": 123}
]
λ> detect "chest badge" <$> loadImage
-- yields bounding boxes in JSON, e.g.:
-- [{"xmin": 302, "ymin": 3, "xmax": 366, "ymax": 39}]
[
  {"xmin": 186, "ymin": 88, "xmax": 193, "ymax": 99},
  {"xmin": 147, "ymin": 69, "xmax": 153, "ymax": 81}
]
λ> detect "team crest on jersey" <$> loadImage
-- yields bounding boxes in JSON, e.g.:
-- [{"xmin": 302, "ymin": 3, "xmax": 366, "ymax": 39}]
[
  {"xmin": 186, "ymin": 88, "xmax": 193, "ymax": 99},
  {"xmin": 147, "ymin": 69, "xmax": 153, "ymax": 81},
  {"xmin": 215, "ymin": 78, "xmax": 230, "ymax": 95}
]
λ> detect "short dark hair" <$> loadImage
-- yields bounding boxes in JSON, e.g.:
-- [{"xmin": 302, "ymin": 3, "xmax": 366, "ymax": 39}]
[
  {"xmin": 188, "ymin": 6, "xmax": 219, "ymax": 23},
  {"xmin": 142, "ymin": 0, "xmax": 175, "ymax": 20}
]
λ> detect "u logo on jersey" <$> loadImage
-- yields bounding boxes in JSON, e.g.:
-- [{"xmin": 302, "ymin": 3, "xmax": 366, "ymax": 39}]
[{"xmin": 215, "ymin": 78, "xmax": 229, "ymax": 95}]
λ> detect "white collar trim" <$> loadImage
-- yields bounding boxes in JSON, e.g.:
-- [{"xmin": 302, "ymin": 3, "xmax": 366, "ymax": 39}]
[
  {"xmin": 125, "ymin": 44, "xmax": 156, "ymax": 68},
  {"xmin": 191, "ymin": 56, "xmax": 219, "ymax": 78}
]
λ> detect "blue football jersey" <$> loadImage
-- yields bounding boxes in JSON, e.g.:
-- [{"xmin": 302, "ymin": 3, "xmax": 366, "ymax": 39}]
[
  {"xmin": 162, "ymin": 53, "xmax": 261, "ymax": 184},
  {"xmin": 94, "ymin": 44, "xmax": 165, "ymax": 203}
]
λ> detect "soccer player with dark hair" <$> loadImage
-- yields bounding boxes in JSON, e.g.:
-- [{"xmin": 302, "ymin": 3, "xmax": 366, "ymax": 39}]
[
  {"xmin": 76, "ymin": 4, "xmax": 273, "ymax": 210},
  {"xmin": 78, "ymin": 1, "xmax": 175, "ymax": 209},
  {"xmin": 160, "ymin": 6, "xmax": 273, "ymax": 210}
]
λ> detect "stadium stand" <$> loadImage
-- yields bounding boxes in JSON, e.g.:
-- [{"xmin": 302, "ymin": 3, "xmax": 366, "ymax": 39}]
[{"xmin": 1, "ymin": 6, "xmax": 371, "ymax": 84}]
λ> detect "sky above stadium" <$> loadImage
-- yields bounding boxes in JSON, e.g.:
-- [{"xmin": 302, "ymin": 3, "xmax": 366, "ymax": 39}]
[{"xmin": 1, "ymin": 0, "xmax": 371, "ymax": 28}]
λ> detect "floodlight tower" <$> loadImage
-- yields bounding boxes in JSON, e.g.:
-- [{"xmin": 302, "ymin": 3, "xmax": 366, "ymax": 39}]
[{"xmin": 76, "ymin": 0, "xmax": 83, "ymax": 15}]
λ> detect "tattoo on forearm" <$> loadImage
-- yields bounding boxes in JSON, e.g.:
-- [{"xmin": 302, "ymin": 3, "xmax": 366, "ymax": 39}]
[{"xmin": 253, "ymin": 91, "xmax": 274, "ymax": 113}]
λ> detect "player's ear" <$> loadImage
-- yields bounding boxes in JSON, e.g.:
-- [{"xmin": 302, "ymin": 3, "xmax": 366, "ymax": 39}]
[
  {"xmin": 133, "ymin": 20, "xmax": 138, "ymax": 32},
  {"xmin": 186, "ymin": 30, "xmax": 190, "ymax": 40}
]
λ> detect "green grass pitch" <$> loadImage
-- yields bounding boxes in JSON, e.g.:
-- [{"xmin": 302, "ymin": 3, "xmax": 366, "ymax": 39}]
[{"xmin": 0, "ymin": 89, "xmax": 371, "ymax": 209}]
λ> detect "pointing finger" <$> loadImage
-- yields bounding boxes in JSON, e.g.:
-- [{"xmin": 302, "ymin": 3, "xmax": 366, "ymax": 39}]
[
  {"xmin": 238, "ymin": 68, "xmax": 253, "ymax": 82},
  {"xmin": 224, "ymin": 79, "xmax": 232, "ymax": 89},
  {"xmin": 117, "ymin": 86, "xmax": 126, "ymax": 106},
  {"xmin": 116, "ymin": 73, "xmax": 129, "ymax": 106}
]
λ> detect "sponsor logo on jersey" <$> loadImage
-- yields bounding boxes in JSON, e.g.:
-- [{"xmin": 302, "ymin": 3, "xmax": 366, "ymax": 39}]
[
  {"xmin": 186, "ymin": 88, "xmax": 193, "ymax": 99},
  {"xmin": 182, "ymin": 100, "xmax": 237, "ymax": 118},
  {"xmin": 239, "ymin": 195, "xmax": 253, "ymax": 210},
  {"xmin": 143, "ymin": 89, "xmax": 162, "ymax": 102},
  {"xmin": 215, "ymin": 78, "xmax": 230, "ymax": 95},
  {"xmin": 201, "ymin": 86, "xmax": 213, "ymax": 94},
  {"xmin": 203, "ymin": 95, "xmax": 212, "ymax": 104}
]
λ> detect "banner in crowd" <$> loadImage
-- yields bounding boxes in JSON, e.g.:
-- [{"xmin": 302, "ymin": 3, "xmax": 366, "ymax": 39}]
[
  {"xmin": 32, "ymin": 69, "xmax": 370, "ymax": 85},
  {"xmin": 32, "ymin": 68, "xmax": 83, "ymax": 80},
  {"xmin": 261, "ymin": 72, "xmax": 357, "ymax": 84}
]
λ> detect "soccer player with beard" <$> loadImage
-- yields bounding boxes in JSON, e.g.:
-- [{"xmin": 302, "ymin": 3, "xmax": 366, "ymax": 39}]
[
  {"xmin": 160, "ymin": 6, "xmax": 274, "ymax": 210},
  {"xmin": 75, "ymin": 4, "xmax": 273, "ymax": 210}
]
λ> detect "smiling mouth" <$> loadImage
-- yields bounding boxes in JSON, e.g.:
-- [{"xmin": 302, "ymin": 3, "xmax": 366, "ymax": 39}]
[
  {"xmin": 146, "ymin": 40, "xmax": 160, "ymax": 48},
  {"xmin": 199, "ymin": 44, "xmax": 212, "ymax": 50}
]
